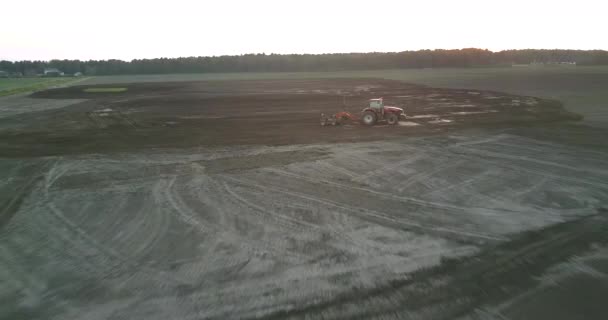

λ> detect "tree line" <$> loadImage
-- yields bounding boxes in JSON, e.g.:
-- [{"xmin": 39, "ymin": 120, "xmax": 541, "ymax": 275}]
[{"xmin": 1, "ymin": 49, "xmax": 607, "ymax": 76}]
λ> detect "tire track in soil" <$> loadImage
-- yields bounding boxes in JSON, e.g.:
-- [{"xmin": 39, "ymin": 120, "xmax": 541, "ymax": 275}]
[
  {"xmin": 0, "ymin": 161, "xmax": 52, "ymax": 229},
  {"xmin": 319, "ymin": 161, "xmax": 371, "ymax": 181},
  {"xmin": 41, "ymin": 159, "xmax": 180, "ymax": 281},
  {"xmin": 0, "ymin": 244, "xmax": 48, "ymax": 306},
  {"xmin": 263, "ymin": 167, "xmax": 512, "ymax": 235},
  {"xmin": 421, "ymin": 167, "xmax": 499, "ymax": 198},
  {"xmin": 120, "ymin": 186, "xmax": 170, "ymax": 264},
  {"xmin": 349, "ymin": 155, "xmax": 426, "ymax": 187},
  {"xmin": 492, "ymin": 138, "xmax": 608, "ymax": 158},
  {"xmin": 395, "ymin": 158, "xmax": 468, "ymax": 193},
  {"xmin": 163, "ymin": 176, "xmax": 213, "ymax": 233},
  {"xmin": 446, "ymin": 158, "xmax": 608, "ymax": 217},
  {"xmin": 222, "ymin": 175, "xmax": 505, "ymax": 244},
  {"xmin": 43, "ymin": 173, "xmax": 195, "ymax": 287},
  {"xmin": 41, "ymin": 159, "xmax": 175, "ymax": 280},
  {"xmin": 264, "ymin": 167, "xmax": 512, "ymax": 217},
  {"xmin": 161, "ymin": 174, "xmax": 307, "ymax": 262},
  {"xmin": 161, "ymin": 171, "xmax": 473, "ymax": 319},
  {"xmin": 159, "ymin": 176, "xmax": 267, "ymax": 279},
  {"xmin": 438, "ymin": 143, "xmax": 607, "ymax": 218},
  {"xmin": 0, "ymin": 160, "xmax": 115, "ymax": 318},
  {"xmin": 442, "ymin": 139, "xmax": 606, "ymax": 216},
  {"xmin": 46, "ymin": 203, "xmax": 190, "ymax": 285},
  {"xmin": 255, "ymin": 210, "xmax": 608, "ymax": 320},
  {"xmin": 208, "ymin": 177, "xmax": 310, "ymax": 258},
  {"xmin": 449, "ymin": 146, "xmax": 608, "ymax": 190},
  {"xmin": 216, "ymin": 175, "xmax": 375, "ymax": 255}
]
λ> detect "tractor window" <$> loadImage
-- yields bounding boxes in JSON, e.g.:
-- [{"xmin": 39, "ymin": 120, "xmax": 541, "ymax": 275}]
[{"xmin": 370, "ymin": 100, "xmax": 382, "ymax": 109}]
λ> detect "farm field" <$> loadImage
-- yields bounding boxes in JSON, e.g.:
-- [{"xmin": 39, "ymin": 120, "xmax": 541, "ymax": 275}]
[
  {"xmin": 82, "ymin": 66, "xmax": 608, "ymax": 126},
  {"xmin": 0, "ymin": 78, "xmax": 54, "ymax": 91},
  {"xmin": 0, "ymin": 77, "xmax": 86, "ymax": 97},
  {"xmin": 1, "ymin": 72, "xmax": 608, "ymax": 319}
]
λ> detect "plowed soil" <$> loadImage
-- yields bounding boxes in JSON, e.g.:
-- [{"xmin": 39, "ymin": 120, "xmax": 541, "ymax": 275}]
[{"xmin": 1, "ymin": 78, "xmax": 580, "ymax": 157}]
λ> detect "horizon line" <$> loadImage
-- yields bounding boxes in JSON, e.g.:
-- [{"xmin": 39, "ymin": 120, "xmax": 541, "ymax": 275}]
[{"xmin": 3, "ymin": 48, "xmax": 607, "ymax": 63}]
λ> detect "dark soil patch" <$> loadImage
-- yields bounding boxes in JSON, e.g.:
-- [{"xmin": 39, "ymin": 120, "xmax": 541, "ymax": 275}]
[{"xmin": 0, "ymin": 78, "xmax": 582, "ymax": 157}]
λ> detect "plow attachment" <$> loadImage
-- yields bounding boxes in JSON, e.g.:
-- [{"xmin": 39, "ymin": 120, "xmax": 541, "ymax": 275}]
[{"xmin": 320, "ymin": 112, "xmax": 357, "ymax": 126}]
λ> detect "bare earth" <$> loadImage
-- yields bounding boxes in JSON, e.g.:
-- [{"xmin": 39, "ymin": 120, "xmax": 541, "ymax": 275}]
[{"xmin": 1, "ymin": 79, "xmax": 607, "ymax": 320}]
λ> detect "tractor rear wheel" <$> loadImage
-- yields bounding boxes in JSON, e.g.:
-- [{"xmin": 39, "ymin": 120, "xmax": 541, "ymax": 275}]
[
  {"xmin": 386, "ymin": 113, "xmax": 399, "ymax": 125},
  {"xmin": 362, "ymin": 111, "xmax": 377, "ymax": 126}
]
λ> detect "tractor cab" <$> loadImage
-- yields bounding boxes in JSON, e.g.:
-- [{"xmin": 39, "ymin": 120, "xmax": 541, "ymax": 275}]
[{"xmin": 369, "ymin": 98, "xmax": 384, "ymax": 113}]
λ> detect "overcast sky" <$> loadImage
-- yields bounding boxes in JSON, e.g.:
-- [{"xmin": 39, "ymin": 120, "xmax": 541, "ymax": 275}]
[{"xmin": 1, "ymin": 0, "xmax": 606, "ymax": 61}]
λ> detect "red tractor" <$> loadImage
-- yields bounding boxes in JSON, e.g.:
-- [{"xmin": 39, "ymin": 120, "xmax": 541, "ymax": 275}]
[
  {"xmin": 361, "ymin": 98, "xmax": 405, "ymax": 125},
  {"xmin": 321, "ymin": 98, "xmax": 405, "ymax": 126}
]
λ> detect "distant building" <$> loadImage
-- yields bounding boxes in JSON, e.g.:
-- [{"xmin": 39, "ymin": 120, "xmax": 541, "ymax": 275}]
[
  {"xmin": 0, "ymin": 70, "xmax": 8, "ymax": 78},
  {"xmin": 44, "ymin": 68, "xmax": 64, "ymax": 77}
]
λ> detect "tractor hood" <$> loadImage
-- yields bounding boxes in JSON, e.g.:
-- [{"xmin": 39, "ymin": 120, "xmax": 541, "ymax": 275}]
[{"xmin": 384, "ymin": 106, "xmax": 404, "ymax": 113}]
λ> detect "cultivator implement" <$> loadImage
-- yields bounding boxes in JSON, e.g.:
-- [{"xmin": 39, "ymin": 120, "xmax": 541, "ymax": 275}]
[{"xmin": 320, "ymin": 111, "xmax": 357, "ymax": 126}]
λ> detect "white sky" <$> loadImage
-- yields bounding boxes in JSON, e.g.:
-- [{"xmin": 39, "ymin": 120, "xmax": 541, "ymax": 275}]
[{"xmin": 1, "ymin": 0, "xmax": 606, "ymax": 61}]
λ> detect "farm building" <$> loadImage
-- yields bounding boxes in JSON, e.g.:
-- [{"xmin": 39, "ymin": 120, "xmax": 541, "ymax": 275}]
[
  {"xmin": 0, "ymin": 70, "xmax": 8, "ymax": 78},
  {"xmin": 44, "ymin": 68, "xmax": 64, "ymax": 77}
]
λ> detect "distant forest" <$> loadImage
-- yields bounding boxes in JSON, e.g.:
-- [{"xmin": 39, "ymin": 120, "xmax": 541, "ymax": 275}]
[{"xmin": 2, "ymin": 49, "xmax": 608, "ymax": 76}]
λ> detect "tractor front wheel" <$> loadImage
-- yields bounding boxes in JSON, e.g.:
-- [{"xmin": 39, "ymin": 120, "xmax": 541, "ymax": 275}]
[
  {"xmin": 362, "ymin": 111, "xmax": 377, "ymax": 126},
  {"xmin": 386, "ymin": 113, "xmax": 399, "ymax": 125}
]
